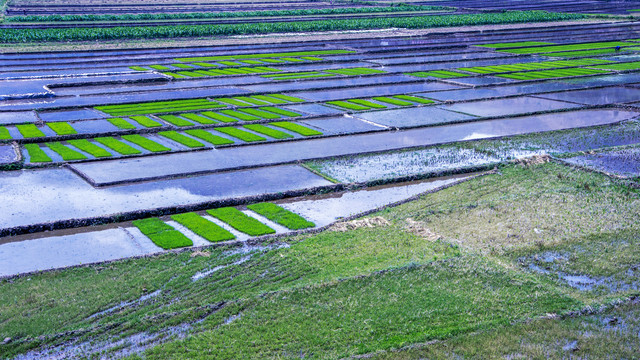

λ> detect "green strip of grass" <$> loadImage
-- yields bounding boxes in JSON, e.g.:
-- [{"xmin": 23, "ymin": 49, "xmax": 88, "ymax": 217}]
[
  {"xmin": 233, "ymin": 97, "xmax": 270, "ymax": 105},
  {"xmin": 372, "ymin": 97, "xmax": 414, "ymax": 106},
  {"xmin": 215, "ymin": 127, "xmax": 266, "ymax": 142},
  {"xmin": 348, "ymin": 99, "xmax": 387, "ymax": 109},
  {"xmin": 267, "ymin": 94, "xmax": 305, "ymax": 102},
  {"xmin": 132, "ymin": 218, "xmax": 192, "ymax": 250},
  {"xmin": 16, "ymin": 124, "xmax": 45, "ymax": 138},
  {"xmin": 247, "ymin": 202, "xmax": 315, "ymax": 230},
  {"xmin": 158, "ymin": 131, "xmax": 204, "ymax": 148},
  {"xmin": 184, "ymin": 129, "xmax": 235, "ymax": 146},
  {"xmin": 0, "ymin": 126, "xmax": 11, "ymax": 140},
  {"xmin": 67, "ymin": 139, "xmax": 112, "ymax": 158},
  {"xmin": 200, "ymin": 112, "xmax": 239, "ymax": 123},
  {"xmin": 171, "ymin": 63, "xmax": 193, "ymax": 69},
  {"xmin": 206, "ymin": 207, "xmax": 275, "ymax": 236},
  {"xmin": 498, "ymin": 41, "xmax": 636, "ymax": 54},
  {"xmin": 260, "ymin": 58, "xmax": 285, "ymax": 63},
  {"xmin": 393, "ymin": 95, "xmax": 434, "ymax": 104},
  {"xmin": 220, "ymin": 110, "xmax": 261, "ymax": 121},
  {"xmin": 588, "ymin": 61, "xmax": 640, "ymax": 70},
  {"xmin": 171, "ymin": 212, "xmax": 235, "ymax": 243},
  {"xmin": 129, "ymin": 66, "xmax": 148, "ymax": 71},
  {"xmin": 163, "ymin": 72, "xmax": 188, "ymax": 79},
  {"xmin": 300, "ymin": 56, "xmax": 323, "ymax": 61},
  {"xmin": 407, "ymin": 70, "xmax": 469, "ymax": 78},
  {"xmin": 121, "ymin": 135, "xmax": 171, "ymax": 152},
  {"xmin": 94, "ymin": 137, "xmax": 142, "ymax": 155},
  {"xmin": 268, "ymin": 73, "xmax": 336, "ymax": 80},
  {"xmin": 325, "ymin": 67, "xmax": 386, "ymax": 75},
  {"xmin": 24, "ymin": 144, "xmax": 51, "ymax": 163},
  {"xmin": 180, "ymin": 113, "xmax": 217, "ymax": 124},
  {"xmin": 243, "ymin": 124, "xmax": 293, "ymax": 139},
  {"xmin": 47, "ymin": 122, "xmax": 77, "ymax": 135},
  {"xmin": 237, "ymin": 108, "xmax": 282, "ymax": 119},
  {"xmin": 326, "ymin": 101, "xmax": 370, "ymax": 110},
  {"xmin": 192, "ymin": 62, "xmax": 217, "ymax": 67},
  {"xmin": 47, "ymin": 142, "xmax": 87, "ymax": 161},
  {"xmin": 108, "ymin": 117, "xmax": 136, "ymax": 130},
  {"xmin": 177, "ymin": 71, "xmax": 205, "ymax": 78},
  {"xmin": 149, "ymin": 65, "xmax": 171, "ymax": 70},
  {"xmin": 270, "ymin": 122, "xmax": 322, "ymax": 136},
  {"xmin": 129, "ymin": 116, "xmax": 163, "ymax": 128},
  {"xmin": 215, "ymin": 98, "xmax": 252, "ymax": 106},
  {"xmin": 157, "ymin": 115, "xmax": 194, "ymax": 127},
  {"xmin": 251, "ymin": 95, "xmax": 288, "ymax": 104},
  {"xmin": 258, "ymin": 107, "xmax": 301, "ymax": 117}
]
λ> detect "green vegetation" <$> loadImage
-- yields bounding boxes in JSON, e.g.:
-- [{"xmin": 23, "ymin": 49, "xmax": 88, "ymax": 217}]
[
  {"xmin": 325, "ymin": 67, "xmax": 387, "ymax": 75},
  {"xmin": 132, "ymin": 218, "xmax": 192, "ymax": 250},
  {"xmin": 24, "ymin": 143, "xmax": 51, "ymax": 163},
  {"xmin": 372, "ymin": 96, "xmax": 414, "ymax": 106},
  {"xmin": 206, "ymin": 207, "xmax": 275, "ymax": 236},
  {"xmin": 46, "ymin": 122, "xmax": 77, "ymax": 136},
  {"xmin": 215, "ymin": 127, "xmax": 266, "ymax": 142},
  {"xmin": 94, "ymin": 137, "xmax": 142, "ymax": 155},
  {"xmin": 129, "ymin": 116, "xmax": 163, "ymax": 128},
  {"xmin": 0, "ymin": 126, "xmax": 11, "ymax": 140},
  {"xmin": 46, "ymin": 142, "xmax": 87, "ymax": 161},
  {"xmin": 258, "ymin": 107, "xmax": 301, "ymax": 117},
  {"xmin": 96, "ymin": 99, "xmax": 225, "ymax": 116},
  {"xmin": 16, "ymin": 124, "xmax": 45, "ymax": 138},
  {"xmin": 243, "ymin": 124, "xmax": 293, "ymax": 139},
  {"xmin": 129, "ymin": 66, "xmax": 148, "ymax": 71},
  {"xmin": 199, "ymin": 112, "xmax": 239, "ymax": 123},
  {"xmin": 192, "ymin": 62, "xmax": 217, "ymax": 67},
  {"xmin": 233, "ymin": 96, "xmax": 270, "ymax": 105},
  {"xmin": 177, "ymin": 50, "xmax": 354, "ymax": 62},
  {"xmin": 247, "ymin": 203, "xmax": 315, "ymax": 230},
  {"xmin": 348, "ymin": 99, "xmax": 387, "ymax": 109},
  {"xmin": 219, "ymin": 110, "xmax": 261, "ymax": 121},
  {"xmin": 107, "ymin": 117, "xmax": 136, "ymax": 130},
  {"xmin": 158, "ymin": 131, "xmax": 205, "ymax": 148},
  {"xmin": 589, "ymin": 60, "xmax": 640, "ymax": 70},
  {"xmin": 407, "ymin": 70, "xmax": 470, "ymax": 78},
  {"xmin": 171, "ymin": 63, "xmax": 193, "ymax": 69},
  {"xmin": 326, "ymin": 100, "xmax": 371, "ymax": 110},
  {"xmin": 476, "ymin": 41, "xmax": 555, "ymax": 48},
  {"xmin": 498, "ymin": 41, "xmax": 636, "ymax": 54},
  {"xmin": 496, "ymin": 67, "xmax": 609, "ymax": 80},
  {"xmin": 267, "ymin": 94, "xmax": 305, "ymax": 103},
  {"xmin": 271, "ymin": 121, "xmax": 323, "ymax": 136},
  {"xmin": 171, "ymin": 212, "xmax": 235, "ymax": 243},
  {"xmin": 180, "ymin": 113, "xmax": 217, "ymax": 124},
  {"xmin": 251, "ymin": 95, "xmax": 289, "ymax": 104},
  {"xmin": 237, "ymin": 108, "xmax": 282, "ymax": 119},
  {"xmin": 458, "ymin": 58, "xmax": 613, "ymax": 74},
  {"xmin": 0, "ymin": 12, "xmax": 585, "ymax": 43},
  {"xmin": 393, "ymin": 95, "xmax": 434, "ymax": 104},
  {"xmin": 149, "ymin": 65, "xmax": 171, "ymax": 71},
  {"xmin": 121, "ymin": 135, "xmax": 171, "ymax": 152},
  {"xmin": 263, "ymin": 71, "xmax": 336, "ymax": 80},
  {"xmin": 157, "ymin": 115, "xmax": 194, "ymax": 127},
  {"xmin": 215, "ymin": 98, "xmax": 252, "ymax": 106},
  {"xmin": 67, "ymin": 139, "xmax": 112, "ymax": 158},
  {"xmin": 184, "ymin": 129, "xmax": 234, "ymax": 146}
]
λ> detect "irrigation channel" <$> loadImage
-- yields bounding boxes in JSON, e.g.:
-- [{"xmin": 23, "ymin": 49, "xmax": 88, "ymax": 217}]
[{"xmin": 2, "ymin": 20, "xmax": 640, "ymax": 276}]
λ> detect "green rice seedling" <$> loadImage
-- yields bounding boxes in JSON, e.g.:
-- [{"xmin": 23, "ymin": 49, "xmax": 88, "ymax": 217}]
[
  {"xmin": 476, "ymin": 41, "xmax": 555, "ymax": 48},
  {"xmin": 122, "ymin": 135, "xmax": 171, "ymax": 152},
  {"xmin": 253, "ymin": 66, "xmax": 282, "ymax": 72},
  {"xmin": 47, "ymin": 142, "xmax": 87, "ymax": 161},
  {"xmin": 238, "ymin": 108, "xmax": 282, "ymax": 119},
  {"xmin": 108, "ymin": 117, "xmax": 136, "ymax": 130},
  {"xmin": 67, "ymin": 139, "xmax": 112, "ymax": 158},
  {"xmin": 218, "ymin": 61, "xmax": 241, "ymax": 66},
  {"xmin": 177, "ymin": 71, "xmax": 206, "ymax": 77},
  {"xmin": 158, "ymin": 131, "xmax": 205, "ymax": 148},
  {"xmin": 300, "ymin": 56, "xmax": 323, "ymax": 61},
  {"xmin": 192, "ymin": 62, "xmax": 218, "ymax": 67},
  {"xmin": 280, "ymin": 57, "xmax": 305, "ymax": 62},
  {"xmin": 372, "ymin": 97, "xmax": 413, "ymax": 106},
  {"xmin": 268, "ymin": 73, "xmax": 336, "ymax": 80},
  {"xmin": 220, "ymin": 110, "xmax": 261, "ymax": 121},
  {"xmin": 194, "ymin": 70, "xmax": 217, "ymax": 76},
  {"xmin": 238, "ymin": 67, "xmax": 268, "ymax": 73},
  {"xmin": 325, "ymin": 67, "xmax": 386, "ymax": 75},
  {"xmin": 499, "ymin": 41, "xmax": 636, "ymax": 54},
  {"xmin": 0, "ymin": 127, "xmax": 11, "ymax": 140},
  {"xmin": 262, "ymin": 71, "xmax": 322, "ymax": 78},
  {"xmin": 234, "ymin": 97, "xmax": 270, "ymax": 105},
  {"xmin": 129, "ymin": 66, "xmax": 148, "ymax": 71},
  {"xmin": 408, "ymin": 70, "xmax": 469, "ymax": 78},
  {"xmin": 348, "ymin": 99, "xmax": 387, "ymax": 109},
  {"xmin": 267, "ymin": 94, "xmax": 305, "ymax": 102},
  {"xmin": 215, "ymin": 98, "xmax": 252, "ymax": 106},
  {"xmin": 223, "ymin": 68, "xmax": 254, "ymax": 74},
  {"xmin": 171, "ymin": 212, "xmax": 235, "ymax": 243},
  {"xmin": 129, "ymin": 116, "xmax": 163, "ymax": 128},
  {"xmin": 16, "ymin": 124, "xmax": 45, "ymax": 138},
  {"xmin": 181, "ymin": 113, "xmax": 217, "ymax": 124},
  {"xmin": 184, "ymin": 129, "xmax": 234, "ymax": 145},
  {"xmin": 24, "ymin": 144, "xmax": 52, "ymax": 163},
  {"xmin": 258, "ymin": 107, "xmax": 301, "ymax": 117},
  {"xmin": 47, "ymin": 122, "xmax": 77, "ymax": 135},
  {"xmin": 132, "ymin": 218, "xmax": 192, "ymax": 249},
  {"xmin": 200, "ymin": 112, "xmax": 239, "ymax": 123},
  {"xmin": 157, "ymin": 115, "xmax": 193, "ymax": 127},
  {"xmin": 215, "ymin": 127, "xmax": 266, "ymax": 142},
  {"xmin": 243, "ymin": 124, "xmax": 293, "ymax": 139},
  {"xmin": 177, "ymin": 50, "xmax": 355, "ymax": 62},
  {"xmin": 260, "ymin": 58, "xmax": 285, "ymax": 63},
  {"xmin": 393, "ymin": 95, "xmax": 434, "ymax": 104},
  {"xmin": 201, "ymin": 69, "xmax": 235, "ymax": 75},
  {"xmin": 206, "ymin": 207, "xmax": 275, "ymax": 236},
  {"xmin": 589, "ymin": 61, "xmax": 640, "ymax": 70},
  {"xmin": 94, "ymin": 137, "xmax": 142, "ymax": 155},
  {"xmin": 326, "ymin": 101, "xmax": 370, "ymax": 110},
  {"xmin": 247, "ymin": 202, "xmax": 315, "ymax": 229},
  {"xmin": 270, "ymin": 122, "xmax": 322, "ymax": 136},
  {"xmin": 251, "ymin": 95, "xmax": 288, "ymax": 104},
  {"xmin": 171, "ymin": 63, "xmax": 194, "ymax": 69},
  {"xmin": 163, "ymin": 72, "xmax": 189, "ymax": 79},
  {"xmin": 239, "ymin": 60, "xmax": 263, "ymax": 65},
  {"xmin": 149, "ymin": 65, "xmax": 171, "ymax": 70}
]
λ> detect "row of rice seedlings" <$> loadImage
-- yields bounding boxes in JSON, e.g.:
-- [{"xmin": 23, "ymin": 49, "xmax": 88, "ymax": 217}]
[
  {"xmin": 540, "ymin": 48, "xmax": 640, "ymax": 57},
  {"xmin": 246, "ymin": 203, "xmax": 315, "ymax": 229},
  {"xmin": 262, "ymin": 71, "xmax": 337, "ymax": 81},
  {"xmin": 324, "ymin": 67, "xmax": 387, "ymax": 75},
  {"xmin": 166, "ymin": 66, "xmax": 282, "ymax": 79},
  {"xmin": 497, "ymin": 41, "xmax": 637, "ymax": 54},
  {"xmin": 588, "ymin": 61, "xmax": 640, "ymax": 71},
  {"xmin": 496, "ymin": 67, "xmax": 610, "ymax": 80},
  {"xmin": 406, "ymin": 70, "xmax": 469, "ymax": 78},
  {"xmin": 133, "ymin": 57, "xmax": 325, "ymax": 73},
  {"xmin": 326, "ymin": 95, "xmax": 433, "ymax": 110},
  {"xmin": 175, "ymin": 50, "xmax": 354, "ymax": 63},
  {"xmin": 1, "ymin": 121, "xmax": 80, "ymax": 140},
  {"xmin": 132, "ymin": 218, "xmax": 193, "ymax": 250},
  {"xmin": 458, "ymin": 58, "xmax": 614, "ymax": 74},
  {"xmin": 206, "ymin": 207, "xmax": 275, "ymax": 236},
  {"xmin": 475, "ymin": 41, "xmax": 555, "ymax": 48},
  {"xmin": 95, "ymin": 99, "xmax": 226, "ymax": 116}
]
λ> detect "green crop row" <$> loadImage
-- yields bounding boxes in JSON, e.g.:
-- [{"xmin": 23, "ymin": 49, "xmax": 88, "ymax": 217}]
[
  {"xmin": 158, "ymin": 131, "xmax": 205, "ymax": 148},
  {"xmin": 326, "ymin": 95, "xmax": 432, "ymax": 111},
  {"xmin": 132, "ymin": 218, "xmax": 193, "ymax": 250},
  {"xmin": 157, "ymin": 115, "xmax": 193, "ymax": 127},
  {"xmin": 325, "ymin": 67, "xmax": 386, "ymax": 75},
  {"xmin": 95, "ymin": 137, "xmax": 141, "ymax": 155},
  {"xmin": 185, "ymin": 129, "xmax": 234, "ymax": 146},
  {"xmin": 496, "ymin": 67, "xmax": 610, "ymax": 80},
  {"xmin": 0, "ymin": 127, "xmax": 11, "ymax": 140},
  {"xmin": 47, "ymin": 142, "xmax": 87, "ymax": 161},
  {"xmin": 121, "ymin": 134, "xmax": 170, "ymax": 152},
  {"xmin": 47, "ymin": 122, "xmax": 77, "ymax": 135},
  {"xmin": 24, "ymin": 144, "xmax": 51, "ymax": 163},
  {"xmin": 247, "ymin": 203, "xmax": 315, "ymax": 230},
  {"xmin": 171, "ymin": 212, "xmax": 235, "ymax": 243},
  {"xmin": 270, "ymin": 122, "xmax": 323, "ymax": 136},
  {"xmin": 108, "ymin": 117, "xmax": 136, "ymax": 130},
  {"xmin": 206, "ymin": 207, "xmax": 275, "ymax": 236},
  {"xmin": 96, "ymin": 99, "xmax": 225, "ymax": 116},
  {"xmin": 243, "ymin": 124, "xmax": 293, "ymax": 139},
  {"xmin": 68, "ymin": 139, "xmax": 112, "ymax": 158},
  {"xmin": 407, "ymin": 70, "xmax": 470, "ymax": 78},
  {"xmin": 589, "ymin": 61, "xmax": 640, "ymax": 70},
  {"xmin": 177, "ymin": 50, "xmax": 354, "ymax": 62},
  {"xmin": 476, "ymin": 41, "xmax": 555, "ymax": 48},
  {"xmin": 215, "ymin": 127, "xmax": 266, "ymax": 142},
  {"xmin": 16, "ymin": 124, "xmax": 45, "ymax": 138},
  {"xmin": 458, "ymin": 58, "xmax": 614, "ymax": 74},
  {"xmin": 0, "ymin": 12, "xmax": 585, "ymax": 43},
  {"xmin": 497, "ymin": 41, "xmax": 637, "ymax": 54}
]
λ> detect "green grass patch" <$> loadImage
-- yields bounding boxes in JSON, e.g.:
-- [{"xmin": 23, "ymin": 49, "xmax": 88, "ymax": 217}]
[
  {"xmin": 258, "ymin": 107, "xmax": 301, "ymax": 117},
  {"xmin": 393, "ymin": 95, "xmax": 434, "ymax": 104},
  {"xmin": 121, "ymin": 135, "xmax": 171, "ymax": 152},
  {"xmin": 217, "ymin": 61, "xmax": 241, "ymax": 66},
  {"xmin": 24, "ymin": 143, "xmax": 51, "ymax": 163},
  {"xmin": 348, "ymin": 99, "xmax": 387, "ymax": 109},
  {"xmin": 219, "ymin": 110, "xmax": 261, "ymax": 121},
  {"xmin": 270, "ymin": 121, "xmax": 322, "ymax": 136},
  {"xmin": 281, "ymin": 57, "xmax": 305, "ymax": 62},
  {"xmin": 215, "ymin": 98, "xmax": 252, "ymax": 106},
  {"xmin": 46, "ymin": 142, "xmax": 87, "ymax": 161},
  {"xmin": 171, "ymin": 63, "xmax": 193, "ymax": 69},
  {"xmin": 67, "ymin": 139, "xmax": 112, "ymax": 158},
  {"xmin": 260, "ymin": 58, "xmax": 285, "ymax": 63},
  {"xmin": 191, "ymin": 62, "xmax": 218, "ymax": 67},
  {"xmin": 107, "ymin": 117, "xmax": 136, "ymax": 130},
  {"xmin": 372, "ymin": 97, "xmax": 414, "ymax": 106},
  {"xmin": 267, "ymin": 94, "xmax": 305, "ymax": 102},
  {"xmin": 158, "ymin": 131, "xmax": 205, "ymax": 148},
  {"xmin": 251, "ymin": 95, "xmax": 288, "ymax": 104},
  {"xmin": 200, "ymin": 112, "xmax": 239, "ymax": 123},
  {"xmin": 233, "ymin": 97, "xmax": 270, "ymax": 105},
  {"xmin": 129, "ymin": 116, "xmax": 163, "ymax": 128},
  {"xmin": 326, "ymin": 101, "xmax": 370, "ymax": 110},
  {"xmin": 96, "ymin": 99, "xmax": 225, "ymax": 116},
  {"xmin": 129, "ymin": 66, "xmax": 148, "ymax": 71},
  {"xmin": 206, "ymin": 207, "xmax": 275, "ymax": 236},
  {"xmin": 184, "ymin": 129, "xmax": 234, "ymax": 146},
  {"xmin": 16, "ymin": 124, "xmax": 45, "ymax": 138},
  {"xmin": 46, "ymin": 122, "xmax": 77, "ymax": 135},
  {"xmin": 239, "ymin": 60, "xmax": 264, "ymax": 65},
  {"xmin": 499, "ymin": 41, "xmax": 637, "ymax": 54},
  {"xmin": 300, "ymin": 56, "xmax": 323, "ymax": 61},
  {"xmin": 247, "ymin": 202, "xmax": 315, "ymax": 229},
  {"xmin": 157, "ymin": 115, "xmax": 193, "ymax": 127},
  {"xmin": 588, "ymin": 61, "xmax": 640, "ymax": 70},
  {"xmin": 94, "ymin": 137, "xmax": 142, "ymax": 155},
  {"xmin": 171, "ymin": 212, "xmax": 235, "ymax": 243},
  {"xmin": 149, "ymin": 65, "xmax": 171, "ymax": 70},
  {"xmin": 180, "ymin": 113, "xmax": 217, "ymax": 124},
  {"xmin": 132, "ymin": 218, "xmax": 192, "ymax": 250},
  {"xmin": 243, "ymin": 124, "xmax": 293, "ymax": 139},
  {"xmin": 237, "ymin": 108, "xmax": 282, "ymax": 119},
  {"xmin": 0, "ymin": 126, "xmax": 11, "ymax": 140},
  {"xmin": 215, "ymin": 127, "xmax": 266, "ymax": 142}
]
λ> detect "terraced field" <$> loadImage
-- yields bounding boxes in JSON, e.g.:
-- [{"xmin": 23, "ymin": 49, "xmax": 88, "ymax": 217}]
[{"xmin": 1, "ymin": 2, "xmax": 640, "ymax": 359}]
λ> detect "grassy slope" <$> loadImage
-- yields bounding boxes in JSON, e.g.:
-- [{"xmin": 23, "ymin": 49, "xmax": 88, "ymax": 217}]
[{"xmin": 0, "ymin": 163, "xmax": 639, "ymax": 358}]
